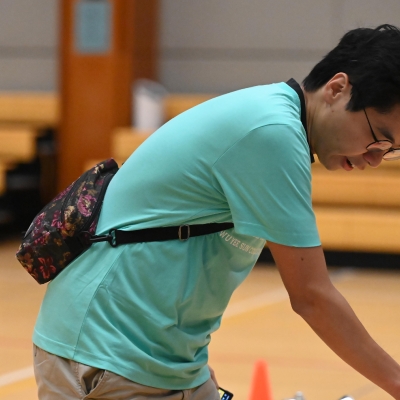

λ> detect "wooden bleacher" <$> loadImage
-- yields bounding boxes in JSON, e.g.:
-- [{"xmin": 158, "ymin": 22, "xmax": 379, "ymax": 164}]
[
  {"xmin": 0, "ymin": 125, "xmax": 37, "ymax": 196},
  {"xmin": 164, "ymin": 94, "xmax": 214, "ymax": 121},
  {"xmin": 0, "ymin": 93, "xmax": 59, "ymax": 196},
  {"xmin": 0, "ymin": 92, "xmax": 59, "ymax": 127},
  {"xmin": 312, "ymin": 161, "xmax": 400, "ymax": 253}
]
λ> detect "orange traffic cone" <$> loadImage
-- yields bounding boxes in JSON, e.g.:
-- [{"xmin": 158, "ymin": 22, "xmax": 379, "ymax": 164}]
[{"xmin": 248, "ymin": 359, "xmax": 273, "ymax": 400}]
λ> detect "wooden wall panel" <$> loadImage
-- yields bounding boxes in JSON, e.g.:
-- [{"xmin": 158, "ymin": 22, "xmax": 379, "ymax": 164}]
[{"xmin": 58, "ymin": 0, "xmax": 158, "ymax": 190}]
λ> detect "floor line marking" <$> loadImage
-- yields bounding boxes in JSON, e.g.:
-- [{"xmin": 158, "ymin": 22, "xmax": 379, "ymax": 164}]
[
  {"xmin": 0, "ymin": 366, "xmax": 34, "ymax": 388},
  {"xmin": 224, "ymin": 268, "xmax": 357, "ymax": 320},
  {"xmin": 224, "ymin": 287, "xmax": 288, "ymax": 319}
]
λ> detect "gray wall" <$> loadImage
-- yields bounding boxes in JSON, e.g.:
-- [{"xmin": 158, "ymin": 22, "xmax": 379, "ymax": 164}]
[
  {"xmin": 0, "ymin": 0, "xmax": 58, "ymax": 91},
  {"xmin": 159, "ymin": 0, "xmax": 400, "ymax": 93},
  {"xmin": 1, "ymin": 0, "xmax": 400, "ymax": 93}
]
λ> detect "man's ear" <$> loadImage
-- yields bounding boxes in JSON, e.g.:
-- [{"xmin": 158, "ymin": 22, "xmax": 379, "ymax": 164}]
[{"xmin": 323, "ymin": 73, "xmax": 351, "ymax": 105}]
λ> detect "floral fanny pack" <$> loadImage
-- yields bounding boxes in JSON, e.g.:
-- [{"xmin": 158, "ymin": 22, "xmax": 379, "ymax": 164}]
[{"xmin": 15, "ymin": 158, "xmax": 233, "ymax": 284}]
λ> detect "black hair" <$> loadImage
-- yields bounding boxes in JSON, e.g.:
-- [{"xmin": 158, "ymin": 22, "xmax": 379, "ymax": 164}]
[{"xmin": 302, "ymin": 24, "xmax": 400, "ymax": 113}]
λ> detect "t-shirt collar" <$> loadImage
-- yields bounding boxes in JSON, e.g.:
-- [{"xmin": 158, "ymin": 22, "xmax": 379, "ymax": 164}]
[{"xmin": 285, "ymin": 78, "xmax": 315, "ymax": 163}]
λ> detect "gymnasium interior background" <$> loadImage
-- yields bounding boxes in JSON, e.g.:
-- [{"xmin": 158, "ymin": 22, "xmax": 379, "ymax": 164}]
[
  {"xmin": 1, "ymin": 0, "xmax": 400, "ymax": 264},
  {"xmin": 2, "ymin": 2, "xmax": 400, "ymax": 400}
]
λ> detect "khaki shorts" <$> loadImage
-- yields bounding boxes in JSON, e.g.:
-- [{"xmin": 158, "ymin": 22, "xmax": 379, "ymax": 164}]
[{"xmin": 33, "ymin": 345, "xmax": 219, "ymax": 400}]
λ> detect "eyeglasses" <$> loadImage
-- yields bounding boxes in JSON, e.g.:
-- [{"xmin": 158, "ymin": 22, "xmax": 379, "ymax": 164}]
[{"xmin": 364, "ymin": 109, "xmax": 400, "ymax": 161}]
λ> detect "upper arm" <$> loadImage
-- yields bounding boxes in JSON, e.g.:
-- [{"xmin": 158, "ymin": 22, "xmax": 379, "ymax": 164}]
[{"xmin": 267, "ymin": 241, "xmax": 335, "ymax": 310}]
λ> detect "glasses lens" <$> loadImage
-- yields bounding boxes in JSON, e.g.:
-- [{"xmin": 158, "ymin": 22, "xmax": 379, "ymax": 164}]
[
  {"xmin": 367, "ymin": 140, "xmax": 392, "ymax": 151},
  {"xmin": 383, "ymin": 149, "xmax": 400, "ymax": 161}
]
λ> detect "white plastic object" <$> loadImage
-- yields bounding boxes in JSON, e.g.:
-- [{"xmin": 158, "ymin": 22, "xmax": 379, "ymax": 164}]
[{"xmin": 133, "ymin": 79, "xmax": 168, "ymax": 131}]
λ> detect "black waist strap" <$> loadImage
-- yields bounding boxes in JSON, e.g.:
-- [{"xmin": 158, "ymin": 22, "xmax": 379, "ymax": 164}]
[{"xmin": 87, "ymin": 222, "xmax": 234, "ymax": 247}]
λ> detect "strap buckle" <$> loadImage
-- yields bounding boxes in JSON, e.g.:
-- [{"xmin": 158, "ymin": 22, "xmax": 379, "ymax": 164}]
[
  {"xmin": 107, "ymin": 229, "xmax": 117, "ymax": 247},
  {"xmin": 86, "ymin": 229, "xmax": 117, "ymax": 247},
  {"xmin": 178, "ymin": 225, "xmax": 190, "ymax": 241}
]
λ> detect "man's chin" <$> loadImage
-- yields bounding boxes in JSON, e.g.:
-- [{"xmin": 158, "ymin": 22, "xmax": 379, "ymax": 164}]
[
  {"xmin": 325, "ymin": 164, "xmax": 340, "ymax": 171},
  {"xmin": 317, "ymin": 157, "xmax": 340, "ymax": 171}
]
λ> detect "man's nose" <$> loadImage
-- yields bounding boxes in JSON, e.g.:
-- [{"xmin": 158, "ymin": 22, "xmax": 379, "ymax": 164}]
[{"xmin": 363, "ymin": 150, "xmax": 385, "ymax": 168}]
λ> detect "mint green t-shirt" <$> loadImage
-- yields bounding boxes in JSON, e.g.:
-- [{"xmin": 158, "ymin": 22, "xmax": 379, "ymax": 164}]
[{"xmin": 33, "ymin": 82, "xmax": 320, "ymax": 390}]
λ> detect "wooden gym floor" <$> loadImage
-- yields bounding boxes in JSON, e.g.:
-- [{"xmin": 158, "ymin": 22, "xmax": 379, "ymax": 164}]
[{"xmin": 1, "ymin": 237, "xmax": 400, "ymax": 400}]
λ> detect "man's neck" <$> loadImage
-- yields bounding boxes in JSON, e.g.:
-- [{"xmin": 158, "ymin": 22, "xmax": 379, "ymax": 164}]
[{"xmin": 301, "ymin": 86, "xmax": 320, "ymax": 156}]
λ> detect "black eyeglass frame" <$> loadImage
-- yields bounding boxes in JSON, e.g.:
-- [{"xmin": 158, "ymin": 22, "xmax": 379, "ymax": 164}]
[{"xmin": 363, "ymin": 109, "xmax": 400, "ymax": 161}]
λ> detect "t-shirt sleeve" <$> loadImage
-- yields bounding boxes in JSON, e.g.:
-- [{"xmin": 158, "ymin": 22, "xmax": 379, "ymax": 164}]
[{"xmin": 212, "ymin": 124, "xmax": 320, "ymax": 247}]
